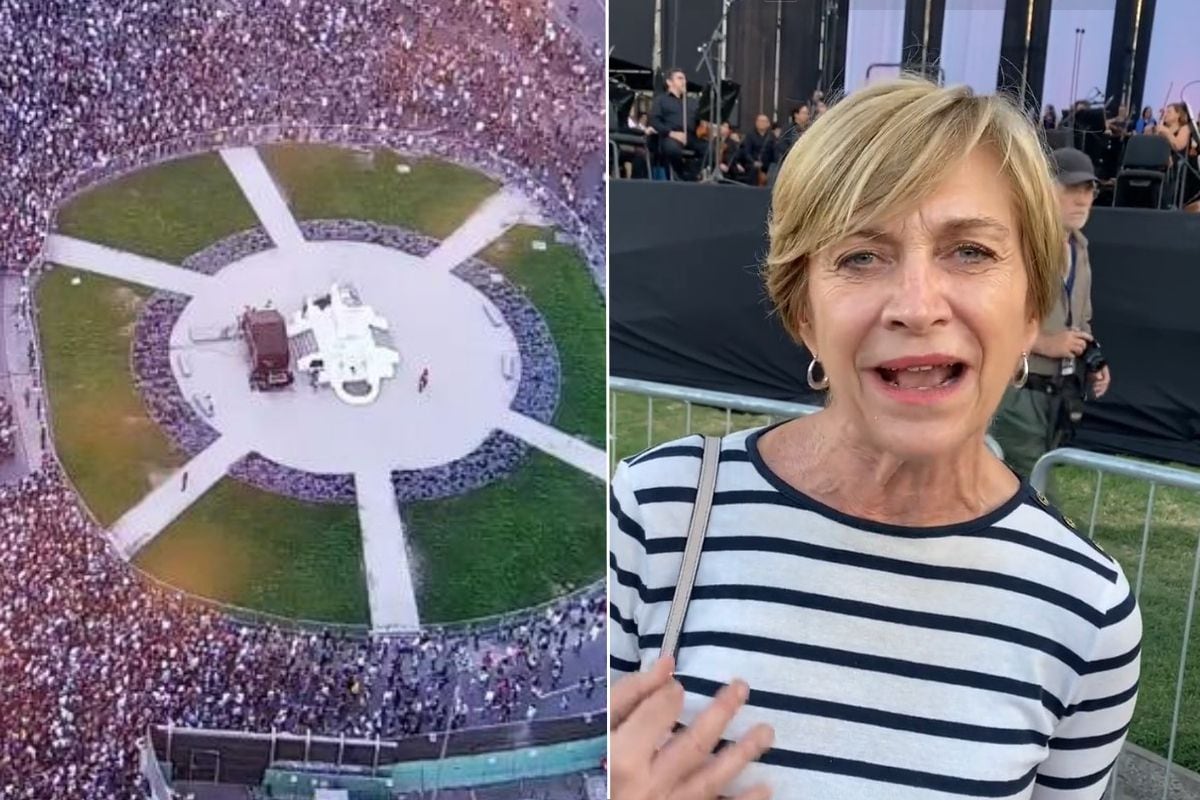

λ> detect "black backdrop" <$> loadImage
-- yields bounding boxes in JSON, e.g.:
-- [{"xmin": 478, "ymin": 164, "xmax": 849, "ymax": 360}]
[{"xmin": 611, "ymin": 180, "xmax": 1200, "ymax": 466}]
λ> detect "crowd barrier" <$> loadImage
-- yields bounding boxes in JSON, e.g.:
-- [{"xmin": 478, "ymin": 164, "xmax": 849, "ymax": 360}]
[
  {"xmin": 1032, "ymin": 449, "xmax": 1200, "ymax": 800},
  {"xmin": 149, "ymin": 713, "xmax": 607, "ymax": 788},
  {"xmin": 21, "ymin": 123, "xmax": 604, "ymax": 639},
  {"xmin": 609, "ymin": 377, "xmax": 1003, "ymax": 469}
]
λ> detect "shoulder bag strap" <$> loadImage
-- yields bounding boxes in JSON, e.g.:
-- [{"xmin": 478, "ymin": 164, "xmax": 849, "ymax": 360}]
[{"xmin": 660, "ymin": 435, "xmax": 721, "ymax": 663}]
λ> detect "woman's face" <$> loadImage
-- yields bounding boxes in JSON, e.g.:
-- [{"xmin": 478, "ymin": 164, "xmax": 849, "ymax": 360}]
[
  {"xmin": 1164, "ymin": 105, "xmax": 1180, "ymax": 125},
  {"xmin": 799, "ymin": 148, "xmax": 1039, "ymax": 461}
]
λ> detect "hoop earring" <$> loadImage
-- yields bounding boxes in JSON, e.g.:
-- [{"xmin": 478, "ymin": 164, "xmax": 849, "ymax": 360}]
[
  {"xmin": 1013, "ymin": 352, "xmax": 1029, "ymax": 388},
  {"xmin": 807, "ymin": 357, "xmax": 829, "ymax": 391}
]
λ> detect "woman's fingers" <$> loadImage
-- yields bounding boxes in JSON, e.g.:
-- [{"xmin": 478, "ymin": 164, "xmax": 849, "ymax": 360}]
[
  {"xmin": 614, "ymin": 677, "xmax": 687, "ymax": 760},
  {"xmin": 655, "ymin": 679, "xmax": 751, "ymax": 784},
  {"xmin": 610, "ymin": 656, "xmax": 674, "ymax": 729},
  {"xmin": 676, "ymin": 723, "xmax": 774, "ymax": 800}
]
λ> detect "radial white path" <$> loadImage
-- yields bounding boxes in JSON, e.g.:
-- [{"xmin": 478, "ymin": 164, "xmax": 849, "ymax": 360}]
[
  {"xmin": 46, "ymin": 146, "xmax": 593, "ymax": 632},
  {"xmin": 111, "ymin": 434, "xmax": 250, "ymax": 559},
  {"xmin": 497, "ymin": 410, "xmax": 607, "ymax": 480},
  {"xmin": 219, "ymin": 147, "xmax": 306, "ymax": 250},
  {"xmin": 45, "ymin": 235, "xmax": 210, "ymax": 296},
  {"xmin": 423, "ymin": 186, "xmax": 543, "ymax": 272},
  {"xmin": 354, "ymin": 468, "xmax": 421, "ymax": 630}
]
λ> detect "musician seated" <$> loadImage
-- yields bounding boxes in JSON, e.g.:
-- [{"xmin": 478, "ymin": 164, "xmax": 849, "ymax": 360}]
[
  {"xmin": 648, "ymin": 68, "xmax": 703, "ymax": 180},
  {"xmin": 1105, "ymin": 104, "xmax": 1130, "ymax": 137},
  {"xmin": 739, "ymin": 114, "xmax": 776, "ymax": 185},
  {"xmin": 716, "ymin": 122, "xmax": 748, "ymax": 182}
]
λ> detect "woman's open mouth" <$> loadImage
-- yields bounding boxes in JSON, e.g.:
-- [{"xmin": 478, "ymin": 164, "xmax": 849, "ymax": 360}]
[
  {"xmin": 875, "ymin": 362, "xmax": 966, "ymax": 390},
  {"xmin": 869, "ymin": 357, "xmax": 968, "ymax": 405}
]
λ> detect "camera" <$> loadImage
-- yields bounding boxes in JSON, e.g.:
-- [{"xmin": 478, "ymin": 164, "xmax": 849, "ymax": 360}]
[{"xmin": 1080, "ymin": 338, "xmax": 1107, "ymax": 374}]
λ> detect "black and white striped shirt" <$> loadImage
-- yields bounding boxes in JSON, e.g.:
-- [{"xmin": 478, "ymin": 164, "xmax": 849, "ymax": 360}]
[{"xmin": 609, "ymin": 426, "xmax": 1141, "ymax": 799}]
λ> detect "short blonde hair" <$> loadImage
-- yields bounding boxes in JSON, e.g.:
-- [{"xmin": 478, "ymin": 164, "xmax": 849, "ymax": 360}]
[{"xmin": 765, "ymin": 77, "xmax": 1062, "ymax": 341}]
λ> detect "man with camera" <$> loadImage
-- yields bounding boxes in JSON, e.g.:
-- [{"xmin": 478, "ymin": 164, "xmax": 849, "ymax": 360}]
[{"xmin": 992, "ymin": 147, "xmax": 1111, "ymax": 479}]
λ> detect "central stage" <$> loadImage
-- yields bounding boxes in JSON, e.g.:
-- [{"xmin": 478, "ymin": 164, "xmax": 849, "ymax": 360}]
[{"xmin": 171, "ymin": 239, "xmax": 522, "ymax": 474}]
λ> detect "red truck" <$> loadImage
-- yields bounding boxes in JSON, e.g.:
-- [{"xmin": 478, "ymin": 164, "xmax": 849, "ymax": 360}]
[{"xmin": 241, "ymin": 308, "xmax": 294, "ymax": 390}]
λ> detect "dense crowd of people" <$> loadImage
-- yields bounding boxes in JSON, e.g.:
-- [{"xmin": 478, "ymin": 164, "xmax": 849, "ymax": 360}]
[
  {"xmin": 1, "ymin": 0, "xmax": 603, "ymax": 281},
  {"xmin": 0, "ymin": 0, "xmax": 605, "ymax": 796},
  {"xmin": 0, "ymin": 397, "xmax": 15, "ymax": 460},
  {"xmin": 0, "ymin": 467, "xmax": 604, "ymax": 798}
]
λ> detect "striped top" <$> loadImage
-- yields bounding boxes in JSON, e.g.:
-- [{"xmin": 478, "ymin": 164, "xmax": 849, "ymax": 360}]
[{"xmin": 609, "ymin": 426, "xmax": 1141, "ymax": 800}]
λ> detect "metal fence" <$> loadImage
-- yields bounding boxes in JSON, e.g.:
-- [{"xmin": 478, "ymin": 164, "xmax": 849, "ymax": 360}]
[
  {"xmin": 1032, "ymin": 448, "xmax": 1200, "ymax": 800},
  {"xmin": 610, "ymin": 377, "xmax": 1003, "ymax": 469}
]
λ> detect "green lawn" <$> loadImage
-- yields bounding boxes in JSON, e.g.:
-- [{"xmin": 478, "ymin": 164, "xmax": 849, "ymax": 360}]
[
  {"xmin": 55, "ymin": 152, "xmax": 258, "ymax": 263},
  {"xmin": 482, "ymin": 225, "xmax": 605, "ymax": 445},
  {"xmin": 40, "ymin": 147, "xmax": 600, "ymax": 626},
  {"xmin": 136, "ymin": 478, "xmax": 369, "ymax": 624},
  {"xmin": 403, "ymin": 452, "xmax": 605, "ymax": 623},
  {"xmin": 37, "ymin": 268, "xmax": 184, "ymax": 525},
  {"xmin": 611, "ymin": 392, "xmax": 1200, "ymax": 772},
  {"xmin": 259, "ymin": 144, "xmax": 500, "ymax": 239}
]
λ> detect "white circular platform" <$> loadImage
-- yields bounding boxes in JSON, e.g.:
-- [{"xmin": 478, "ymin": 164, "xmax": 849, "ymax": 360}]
[{"xmin": 170, "ymin": 240, "xmax": 521, "ymax": 474}]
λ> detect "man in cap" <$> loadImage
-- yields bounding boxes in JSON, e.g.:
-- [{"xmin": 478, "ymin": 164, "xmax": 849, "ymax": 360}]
[{"xmin": 991, "ymin": 147, "xmax": 1111, "ymax": 480}]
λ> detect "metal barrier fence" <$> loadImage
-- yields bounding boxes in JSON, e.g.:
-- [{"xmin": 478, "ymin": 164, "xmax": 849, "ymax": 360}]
[
  {"xmin": 610, "ymin": 377, "xmax": 1003, "ymax": 469},
  {"xmin": 151, "ymin": 713, "xmax": 607, "ymax": 787},
  {"xmin": 1032, "ymin": 448, "xmax": 1200, "ymax": 800},
  {"xmin": 18, "ymin": 122, "xmax": 604, "ymax": 640}
]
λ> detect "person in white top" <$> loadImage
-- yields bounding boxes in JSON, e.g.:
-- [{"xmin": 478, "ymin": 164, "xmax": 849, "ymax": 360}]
[{"xmin": 609, "ymin": 76, "xmax": 1140, "ymax": 800}]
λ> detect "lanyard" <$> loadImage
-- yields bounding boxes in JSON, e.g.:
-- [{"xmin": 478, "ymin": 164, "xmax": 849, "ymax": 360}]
[{"xmin": 1063, "ymin": 239, "xmax": 1077, "ymax": 328}]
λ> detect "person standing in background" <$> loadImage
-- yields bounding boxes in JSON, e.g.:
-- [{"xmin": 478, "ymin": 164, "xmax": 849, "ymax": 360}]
[{"xmin": 991, "ymin": 147, "xmax": 1110, "ymax": 480}]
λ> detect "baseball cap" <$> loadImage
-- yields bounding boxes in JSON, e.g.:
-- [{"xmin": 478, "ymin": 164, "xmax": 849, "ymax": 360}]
[{"xmin": 1051, "ymin": 147, "xmax": 1097, "ymax": 186}]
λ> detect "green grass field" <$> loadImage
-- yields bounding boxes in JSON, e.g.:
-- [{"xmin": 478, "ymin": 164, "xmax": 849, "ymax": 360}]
[
  {"xmin": 55, "ymin": 152, "xmax": 258, "ymax": 263},
  {"xmin": 259, "ymin": 144, "xmax": 499, "ymax": 239},
  {"xmin": 483, "ymin": 225, "xmax": 605, "ymax": 445},
  {"xmin": 36, "ymin": 268, "xmax": 184, "ymax": 525},
  {"xmin": 404, "ymin": 452, "xmax": 605, "ymax": 623},
  {"xmin": 38, "ymin": 146, "xmax": 598, "ymax": 625},
  {"xmin": 135, "ymin": 478, "xmax": 368, "ymax": 623},
  {"xmin": 611, "ymin": 392, "xmax": 1200, "ymax": 772}
]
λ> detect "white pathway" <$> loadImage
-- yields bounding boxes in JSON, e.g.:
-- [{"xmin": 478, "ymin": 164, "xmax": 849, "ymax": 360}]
[
  {"xmin": 423, "ymin": 187, "xmax": 540, "ymax": 272},
  {"xmin": 497, "ymin": 410, "xmax": 607, "ymax": 480},
  {"xmin": 219, "ymin": 147, "xmax": 306, "ymax": 250},
  {"xmin": 111, "ymin": 434, "xmax": 250, "ymax": 558},
  {"xmin": 45, "ymin": 235, "xmax": 210, "ymax": 296},
  {"xmin": 354, "ymin": 468, "xmax": 421, "ymax": 630},
  {"xmin": 34, "ymin": 146, "xmax": 596, "ymax": 633}
]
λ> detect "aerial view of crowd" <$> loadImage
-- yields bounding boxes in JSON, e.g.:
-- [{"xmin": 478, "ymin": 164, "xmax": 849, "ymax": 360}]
[
  {"xmin": 0, "ymin": 467, "xmax": 605, "ymax": 798},
  {"xmin": 0, "ymin": 0, "xmax": 604, "ymax": 796},
  {"xmin": 0, "ymin": 0, "xmax": 603, "ymax": 280}
]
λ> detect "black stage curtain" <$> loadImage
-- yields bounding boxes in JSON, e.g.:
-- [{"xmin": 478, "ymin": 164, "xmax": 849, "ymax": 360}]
[
  {"xmin": 777, "ymin": 0, "xmax": 824, "ymax": 114},
  {"xmin": 1128, "ymin": 0, "xmax": 1157, "ymax": 117},
  {"xmin": 728, "ymin": 0, "xmax": 779, "ymax": 126},
  {"xmin": 611, "ymin": 180, "xmax": 1200, "ymax": 466},
  {"xmin": 997, "ymin": 0, "xmax": 1052, "ymax": 110},
  {"xmin": 661, "ymin": 0, "xmax": 723, "ymax": 78},
  {"xmin": 902, "ymin": 0, "xmax": 946, "ymax": 77},
  {"xmin": 610, "ymin": 0, "xmax": 656, "ymax": 68}
]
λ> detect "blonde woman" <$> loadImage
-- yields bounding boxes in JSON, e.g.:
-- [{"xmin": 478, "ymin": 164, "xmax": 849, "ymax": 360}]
[{"xmin": 609, "ymin": 78, "xmax": 1141, "ymax": 799}]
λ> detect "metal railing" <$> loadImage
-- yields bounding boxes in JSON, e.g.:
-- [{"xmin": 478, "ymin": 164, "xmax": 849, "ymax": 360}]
[
  {"xmin": 20, "ymin": 123, "xmax": 604, "ymax": 639},
  {"xmin": 1032, "ymin": 448, "xmax": 1200, "ymax": 800},
  {"xmin": 610, "ymin": 377, "xmax": 1003, "ymax": 469}
]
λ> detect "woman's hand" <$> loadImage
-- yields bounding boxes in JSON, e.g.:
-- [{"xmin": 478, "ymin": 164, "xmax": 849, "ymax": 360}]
[{"xmin": 610, "ymin": 656, "xmax": 775, "ymax": 800}]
